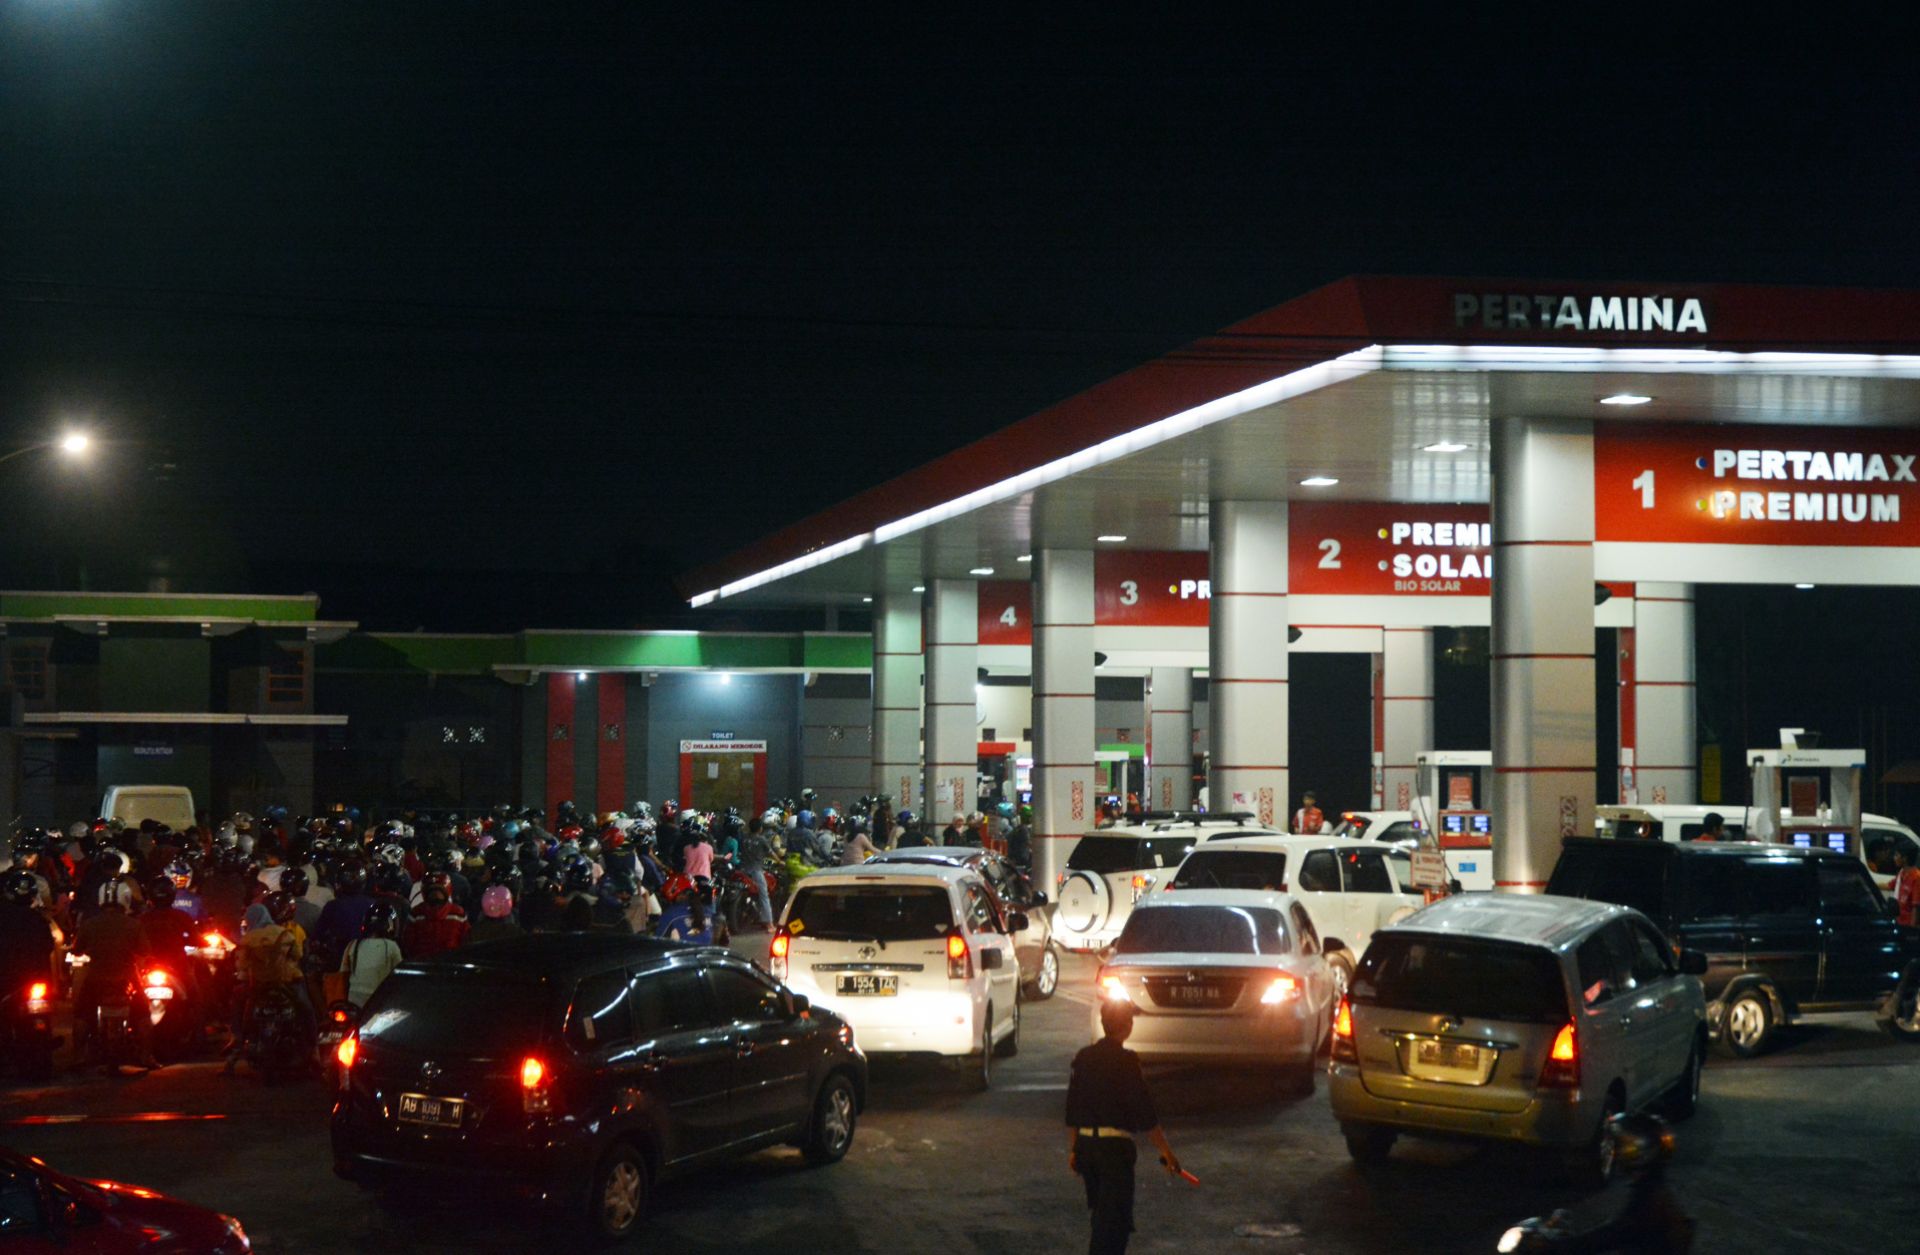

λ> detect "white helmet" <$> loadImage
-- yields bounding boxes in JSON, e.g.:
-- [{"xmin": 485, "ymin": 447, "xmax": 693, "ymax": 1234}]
[
  {"xmin": 96, "ymin": 878, "xmax": 135, "ymax": 910},
  {"xmin": 215, "ymin": 822, "xmax": 239, "ymax": 848},
  {"xmin": 67, "ymin": 822, "xmax": 89, "ymax": 842},
  {"xmin": 375, "ymin": 843, "xmax": 406, "ymax": 866}
]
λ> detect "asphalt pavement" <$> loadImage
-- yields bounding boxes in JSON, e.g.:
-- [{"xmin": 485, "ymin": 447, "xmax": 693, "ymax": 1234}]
[{"xmin": 3, "ymin": 950, "xmax": 1915, "ymax": 1253}]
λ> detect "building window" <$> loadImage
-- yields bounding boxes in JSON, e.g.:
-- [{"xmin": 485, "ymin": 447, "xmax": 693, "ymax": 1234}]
[
  {"xmin": 8, "ymin": 645, "xmax": 48, "ymax": 701},
  {"xmin": 266, "ymin": 647, "xmax": 307, "ymax": 703}
]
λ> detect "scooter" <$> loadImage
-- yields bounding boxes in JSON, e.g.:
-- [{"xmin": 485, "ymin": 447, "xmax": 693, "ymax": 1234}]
[
  {"xmin": 89, "ymin": 971, "xmax": 162, "ymax": 1076},
  {"xmin": 1, "ymin": 978, "xmax": 56, "ymax": 1081},
  {"xmin": 241, "ymin": 984, "xmax": 312, "ymax": 1084},
  {"xmin": 315, "ymin": 1000, "xmax": 359, "ymax": 1082},
  {"xmin": 713, "ymin": 854, "xmax": 778, "ymax": 935}
]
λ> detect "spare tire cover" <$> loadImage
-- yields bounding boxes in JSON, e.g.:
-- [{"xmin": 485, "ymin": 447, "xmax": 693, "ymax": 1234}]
[{"xmin": 1057, "ymin": 870, "xmax": 1112, "ymax": 935}]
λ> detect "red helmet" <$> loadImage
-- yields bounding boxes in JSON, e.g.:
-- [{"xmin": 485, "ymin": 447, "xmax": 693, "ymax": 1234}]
[
  {"xmin": 421, "ymin": 870, "xmax": 454, "ymax": 902},
  {"xmin": 661, "ymin": 800, "xmax": 680, "ymax": 821},
  {"xmin": 558, "ymin": 824, "xmax": 585, "ymax": 843}
]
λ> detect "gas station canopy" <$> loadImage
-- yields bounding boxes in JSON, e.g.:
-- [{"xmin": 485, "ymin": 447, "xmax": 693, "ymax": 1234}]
[{"xmin": 681, "ymin": 276, "xmax": 1920, "ymax": 607}]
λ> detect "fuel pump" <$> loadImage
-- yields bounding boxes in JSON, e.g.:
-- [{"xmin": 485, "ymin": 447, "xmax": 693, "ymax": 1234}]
[
  {"xmin": 1747, "ymin": 737, "xmax": 1864, "ymax": 856},
  {"xmin": 1414, "ymin": 750, "xmax": 1494, "ymax": 891}
]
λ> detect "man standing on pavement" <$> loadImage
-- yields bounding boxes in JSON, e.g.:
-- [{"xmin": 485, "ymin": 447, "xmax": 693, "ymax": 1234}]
[{"xmin": 1064, "ymin": 999, "xmax": 1184, "ymax": 1254}]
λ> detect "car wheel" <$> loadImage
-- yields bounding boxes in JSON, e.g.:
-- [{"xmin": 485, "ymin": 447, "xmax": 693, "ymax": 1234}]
[
  {"xmin": 802, "ymin": 1074, "xmax": 858, "ymax": 1165},
  {"xmin": 1326, "ymin": 949, "xmax": 1355, "ymax": 1004},
  {"xmin": 587, "ymin": 1143, "xmax": 648, "ymax": 1242},
  {"xmin": 1718, "ymin": 988, "xmax": 1773, "ymax": 1058},
  {"xmin": 1343, "ymin": 1123, "xmax": 1395, "ymax": 1165},
  {"xmin": 1882, "ymin": 972, "xmax": 1920, "ymax": 1043},
  {"xmin": 1024, "ymin": 945, "xmax": 1060, "ymax": 1001},
  {"xmin": 1667, "ymin": 1037, "xmax": 1704, "ymax": 1120},
  {"xmin": 971, "ymin": 1006, "xmax": 993, "ymax": 1090},
  {"xmin": 1562, "ymin": 1090, "xmax": 1625, "ymax": 1189},
  {"xmin": 995, "ymin": 999, "xmax": 1020, "ymax": 1058}
]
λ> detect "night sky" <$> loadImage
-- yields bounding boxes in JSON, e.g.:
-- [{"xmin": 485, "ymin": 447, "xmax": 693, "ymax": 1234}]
[{"xmin": 5, "ymin": 6, "xmax": 1918, "ymax": 630}]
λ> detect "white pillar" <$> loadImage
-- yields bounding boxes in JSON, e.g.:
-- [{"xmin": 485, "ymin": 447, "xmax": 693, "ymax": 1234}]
[
  {"xmin": 1491, "ymin": 417, "xmax": 1596, "ymax": 892},
  {"xmin": 1381, "ymin": 628, "xmax": 1434, "ymax": 814},
  {"xmin": 1148, "ymin": 667, "xmax": 1194, "ymax": 813},
  {"xmin": 922, "ymin": 580, "xmax": 978, "ymax": 827},
  {"xmin": 871, "ymin": 591, "xmax": 924, "ymax": 816},
  {"xmin": 1032, "ymin": 551, "xmax": 1097, "ymax": 890},
  {"xmin": 1631, "ymin": 582, "xmax": 1697, "ymax": 806},
  {"xmin": 1208, "ymin": 500, "xmax": 1289, "ymax": 829}
]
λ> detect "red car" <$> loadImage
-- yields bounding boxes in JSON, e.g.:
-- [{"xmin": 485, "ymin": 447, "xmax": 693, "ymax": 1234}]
[{"xmin": 0, "ymin": 1149, "xmax": 249, "ymax": 1253}]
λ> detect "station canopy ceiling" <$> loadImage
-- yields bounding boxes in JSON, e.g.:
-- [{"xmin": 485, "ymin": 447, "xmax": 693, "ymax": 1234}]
[{"xmin": 679, "ymin": 276, "xmax": 1920, "ymax": 609}]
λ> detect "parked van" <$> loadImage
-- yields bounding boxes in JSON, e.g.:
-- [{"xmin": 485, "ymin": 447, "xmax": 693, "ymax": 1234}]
[{"xmin": 99, "ymin": 786, "xmax": 197, "ymax": 832}]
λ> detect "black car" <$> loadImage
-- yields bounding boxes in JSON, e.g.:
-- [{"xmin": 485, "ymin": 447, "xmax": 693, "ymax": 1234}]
[
  {"xmin": 331, "ymin": 934, "xmax": 866, "ymax": 1241},
  {"xmin": 1547, "ymin": 838, "xmax": 1920, "ymax": 1057}
]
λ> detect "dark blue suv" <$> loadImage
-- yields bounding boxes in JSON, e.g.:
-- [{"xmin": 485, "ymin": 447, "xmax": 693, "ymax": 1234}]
[{"xmin": 331, "ymin": 934, "xmax": 866, "ymax": 1241}]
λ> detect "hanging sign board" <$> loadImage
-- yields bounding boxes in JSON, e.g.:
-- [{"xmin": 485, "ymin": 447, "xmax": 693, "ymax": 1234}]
[{"xmin": 1290, "ymin": 502, "xmax": 1493, "ymax": 596}]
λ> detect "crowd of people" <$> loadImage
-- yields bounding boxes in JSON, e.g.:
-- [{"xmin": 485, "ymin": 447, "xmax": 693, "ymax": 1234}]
[{"xmin": 0, "ymin": 789, "xmax": 1040, "ymax": 1069}]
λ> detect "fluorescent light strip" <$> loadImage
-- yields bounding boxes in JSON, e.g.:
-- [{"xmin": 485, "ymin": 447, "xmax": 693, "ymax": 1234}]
[
  {"xmin": 695, "ymin": 530, "xmax": 874, "ymax": 606},
  {"xmin": 1382, "ymin": 345, "xmax": 1920, "ymax": 376},
  {"xmin": 870, "ymin": 347, "xmax": 1385, "ymax": 544}
]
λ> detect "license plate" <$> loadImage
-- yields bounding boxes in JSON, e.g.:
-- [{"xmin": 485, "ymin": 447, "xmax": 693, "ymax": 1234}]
[
  {"xmin": 1414, "ymin": 1039, "xmax": 1482, "ymax": 1069},
  {"xmin": 397, "ymin": 1093, "xmax": 465, "ymax": 1128},
  {"xmin": 835, "ymin": 974, "xmax": 898, "ymax": 996},
  {"xmin": 1167, "ymin": 985, "xmax": 1221, "ymax": 1003}
]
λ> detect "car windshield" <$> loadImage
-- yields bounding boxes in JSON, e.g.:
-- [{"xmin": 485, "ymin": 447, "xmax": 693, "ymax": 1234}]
[
  {"xmin": 788, "ymin": 883, "xmax": 954, "ymax": 941},
  {"xmin": 1354, "ymin": 935, "xmax": 1567, "ymax": 1023},
  {"xmin": 1545, "ymin": 845, "xmax": 1666, "ymax": 920},
  {"xmin": 1113, "ymin": 905, "xmax": 1289, "ymax": 955},
  {"xmin": 358, "ymin": 969, "xmax": 549, "ymax": 1053},
  {"xmin": 1170, "ymin": 850, "xmax": 1289, "ymax": 891},
  {"xmin": 1067, "ymin": 837, "xmax": 1143, "ymax": 874}
]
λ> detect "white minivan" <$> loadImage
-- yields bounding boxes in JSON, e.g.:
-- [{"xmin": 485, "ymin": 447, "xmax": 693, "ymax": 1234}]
[
  {"xmin": 99, "ymin": 785, "xmax": 197, "ymax": 832},
  {"xmin": 770, "ymin": 862, "xmax": 1026, "ymax": 1087},
  {"xmin": 1596, "ymin": 803, "xmax": 1920, "ymax": 895}
]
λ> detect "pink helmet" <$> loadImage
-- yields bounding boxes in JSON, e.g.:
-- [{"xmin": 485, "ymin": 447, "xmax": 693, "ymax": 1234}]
[{"xmin": 481, "ymin": 884, "xmax": 514, "ymax": 919}]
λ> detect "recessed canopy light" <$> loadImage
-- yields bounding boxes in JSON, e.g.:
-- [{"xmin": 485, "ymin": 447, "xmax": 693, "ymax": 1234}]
[
  {"xmin": 861, "ymin": 596, "xmax": 872, "ymax": 603},
  {"xmin": 1795, "ymin": 583, "xmax": 1815, "ymax": 590},
  {"xmin": 969, "ymin": 567, "xmax": 994, "ymax": 576},
  {"xmin": 717, "ymin": 671, "xmax": 732, "ymax": 684},
  {"xmin": 1422, "ymin": 441, "xmax": 1470, "ymax": 454},
  {"xmin": 911, "ymin": 585, "xmax": 926, "ymax": 593},
  {"xmin": 1299, "ymin": 476, "xmax": 1339, "ymax": 488},
  {"xmin": 1096, "ymin": 534, "xmax": 1127, "ymax": 543},
  {"xmin": 1015, "ymin": 554, "xmax": 1032, "ymax": 563},
  {"xmin": 1599, "ymin": 393, "xmax": 1653, "ymax": 406},
  {"xmin": 575, "ymin": 672, "xmax": 587, "ymax": 682}
]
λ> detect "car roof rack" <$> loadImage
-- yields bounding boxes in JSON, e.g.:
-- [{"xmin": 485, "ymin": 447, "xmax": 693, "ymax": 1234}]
[{"xmin": 1134, "ymin": 810, "xmax": 1257, "ymax": 826}]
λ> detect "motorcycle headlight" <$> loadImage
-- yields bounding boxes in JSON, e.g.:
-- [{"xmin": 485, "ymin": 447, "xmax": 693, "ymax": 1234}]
[{"xmin": 1496, "ymin": 1227, "xmax": 1525, "ymax": 1254}]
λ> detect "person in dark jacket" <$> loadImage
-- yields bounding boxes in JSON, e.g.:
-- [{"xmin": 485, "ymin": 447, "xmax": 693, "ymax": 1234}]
[{"xmin": 1064, "ymin": 1000, "xmax": 1183, "ymax": 1255}]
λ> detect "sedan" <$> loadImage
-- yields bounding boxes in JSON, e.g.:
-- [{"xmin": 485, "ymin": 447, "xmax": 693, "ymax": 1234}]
[{"xmin": 0, "ymin": 1149, "xmax": 250, "ymax": 1253}]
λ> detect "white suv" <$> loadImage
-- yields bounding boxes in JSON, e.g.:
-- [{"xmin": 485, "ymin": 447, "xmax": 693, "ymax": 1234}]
[
  {"xmin": 770, "ymin": 862, "xmax": 1025, "ymax": 1087},
  {"xmin": 1054, "ymin": 815, "xmax": 1279, "ymax": 953},
  {"xmin": 1162, "ymin": 834, "xmax": 1424, "ymax": 996}
]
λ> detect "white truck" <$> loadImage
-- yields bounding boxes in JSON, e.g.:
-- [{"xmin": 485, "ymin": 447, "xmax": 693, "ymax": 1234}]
[{"xmin": 99, "ymin": 786, "xmax": 197, "ymax": 832}]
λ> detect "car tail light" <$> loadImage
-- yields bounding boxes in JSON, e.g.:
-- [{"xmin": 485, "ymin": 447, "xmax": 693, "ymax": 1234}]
[
  {"xmin": 143, "ymin": 969, "xmax": 169, "ymax": 990},
  {"xmin": 335, "ymin": 1035, "xmax": 356, "ymax": 1088},
  {"xmin": 26, "ymin": 981, "xmax": 50, "ymax": 1013},
  {"xmin": 1540, "ymin": 1020, "xmax": 1579, "ymax": 1089},
  {"xmin": 1099, "ymin": 974, "xmax": 1130, "ymax": 1002},
  {"xmin": 946, "ymin": 931, "xmax": 970, "ymax": 980},
  {"xmin": 769, "ymin": 931, "xmax": 790, "ymax": 980},
  {"xmin": 521, "ymin": 1055, "xmax": 553, "ymax": 1114},
  {"xmin": 1260, "ymin": 974, "xmax": 1299, "ymax": 1004},
  {"xmin": 1331, "ymin": 995, "xmax": 1357, "ymax": 1064}
]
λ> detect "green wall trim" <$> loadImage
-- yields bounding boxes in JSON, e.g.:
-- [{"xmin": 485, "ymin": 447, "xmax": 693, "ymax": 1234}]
[
  {"xmin": 320, "ymin": 631, "xmax": 875, "ymax": 676},
  {"xmin": 319, "ymin": 634, "xmax": 519, "ymax": 675},
  {"xmin": 0, "ymin": 592, "xmax": 318, "ymax": 622}
]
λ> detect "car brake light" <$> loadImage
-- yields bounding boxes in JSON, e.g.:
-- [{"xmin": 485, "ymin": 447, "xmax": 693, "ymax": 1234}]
[
  {"xmin": 143, "ymin": 969, "xmax": 169, "ymax": 989},
  {"xmin": 1260, "ymin": 974, "xmax": 1299, "ymax": 1004},
  {"xmin": 769, "ymin": 931, "xmax": 790, "ymax": 980},
  {"xmin": 521, "ymin": 1056, "xmax": 553, "ymax": 1114},
  {"xmin": 1540, "ymin": 1020, "xmax": 1579, "ymax": 1089},
  {"xmin": 946, "ymin": 931, "xmax": 970, "ymax": 980},
  {"xmin": 1099, "ymin": 974, "xmax": 1130, "ymax": 1001},
  {"xmin": 27, "ymin": 981, "xmax": 48, "ymax": 1002},
  {"xmin": 1130, "ymin": 874, "xmax": 1149, "ymax": 890},
  {"xmin": 335, "ymin": 1035, "xmax": 356, "ymax": 1070},
  {"xmin": 1330, "ymin": 995, "xmax": 1357, "ymax": 1064}
]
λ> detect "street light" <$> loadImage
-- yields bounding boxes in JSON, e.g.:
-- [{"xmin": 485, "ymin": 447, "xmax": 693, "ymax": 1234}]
[{"xmin": 0, "ymin": 433, "xmax": 92, "ymax": 468}]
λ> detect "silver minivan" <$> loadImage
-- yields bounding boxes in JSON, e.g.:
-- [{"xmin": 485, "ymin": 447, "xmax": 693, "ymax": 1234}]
[{"xmin": 1327, "ymin": 894, "xmax": 1708, "ymax": 1181}]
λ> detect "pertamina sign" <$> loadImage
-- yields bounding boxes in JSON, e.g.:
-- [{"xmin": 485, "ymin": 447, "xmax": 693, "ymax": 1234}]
[{"xmin": 1451, "ymin": 291, "xmax": 1708, "ymax": 335}]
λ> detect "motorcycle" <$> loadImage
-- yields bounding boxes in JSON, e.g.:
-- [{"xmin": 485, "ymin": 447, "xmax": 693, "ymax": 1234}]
[
  {"xmin": 1498, "ymin": 1211, "xmax": 1572, "ymax": 1252},
  {"xmin": 141, "ymin": 961, "xmax": 203, "ymax": 1064},
  {"xmin": 240, "ymin": 983, "xmax": 312, "ymax": 1084},
  {"xmin": 315, "ymin": 1000, "xmax": 359, "ymax": 1081},
  {"xmin": 83, "ymin": 967, "xmax": 162, "ymax": 1075},
  {"xmin": 713, "ymin": 854, "xmax": 778, "ymax": 935},
  {"xmin": 187, "ymin": 929, "xmax": 237, "ymax": 1024},
  {"xmin": 658, "ymin": 873, "xmax": 725, "ymax": 943},
  {"xmin": 2, "ymin": 978, "xmax": 56, "ymax": 1081}
]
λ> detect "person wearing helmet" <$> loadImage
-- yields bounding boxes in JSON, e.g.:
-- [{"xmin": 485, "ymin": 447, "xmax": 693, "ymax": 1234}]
[
  {"xmin": 470, "ymin": 884, "xmax": 523, "ymax": 945},
  {"xmin": 403, "ymin": 872, "xmax": 470, "ymax": 958},
  {"xmin": 653, "ymin": 878, "xmax": 714, "ymax": 946},
  {"xmin": 1542, "ymin": 1114, "xmax": 1692, "ymax": 1254},
  {"xmin": 0, "ymin": 869, "xmax": 55, "ymax": 1033},
  {"xmin": 163, "ymin": 858, "xmax": 210, "ymax": 926},
  {"xmin": 310, "ymin": 860, "xmax": 373, "ymax": 975},
  {"xmin": 339, "ymin": 901, "xmax": 406, "ymax": 1010},
  {"xmin": 276, "ymin": 866, "xmax": 323, "ymax": 934},
  {"xmin": 73, "ymin": 877, "xmax": 160, "ymax": 1067},
  {"xmin": 839, "ymin": 819, "xmax": 877, "ymax": 866},
  {"xmin": 1006, "ymin": 805, "xmax": 1034, "ymax": 870},
  {"xmin": 225, "ymin": 890, "xmax": 312, "ymax": 1073},
  {"xmin": 3, "ymin": 830, "xmax": 57, "ymax": 911}
]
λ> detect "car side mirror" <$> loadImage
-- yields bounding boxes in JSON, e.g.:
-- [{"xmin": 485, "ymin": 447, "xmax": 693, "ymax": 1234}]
[
  {"xmin": 1007, "ymin": 911, "xmax": 1030, "ymax": 933},
  {"xmin": 789, "ymin": 993, "xmax": 811, "ymax": 1016},
  {"xmin": 981, "ymin": 949, "xmax": 1005, "ymax": 970},
  {"xmin": 1678, "ymin": 949, "xmax": 1709, "ymax": 976}
]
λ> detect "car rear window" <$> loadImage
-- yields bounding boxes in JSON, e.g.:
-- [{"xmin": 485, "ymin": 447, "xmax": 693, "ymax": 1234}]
[
  {"xmin": 1355, "ymin": 935, "xmax": 1568, "ymax": 1024},
  {"xmin": 1068, "ymin": 837, "xmax": 1146, "ymax": 874},
  {"xmin": 787, "ymin": 883, "xmax": 955, "ymax": 941},
  {"xmin": 1545, "ymin": 844, "xmax": 1668, "ymax": 921},
  {"xmin": 1113, "ymin": 905, "xmax": 1289, "ymax": 955},
  {"xmin": 1170, "ymin": 850, "xmax": 1289, "ymax": 891},
  {"xmin": 359, "ymin": 969, "xmax": 549, "ymax": 1053}
]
